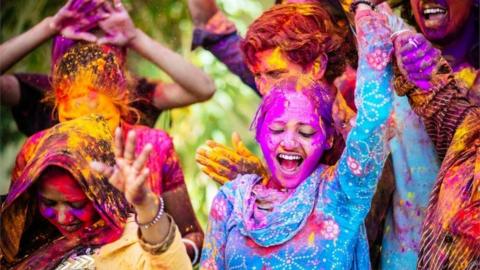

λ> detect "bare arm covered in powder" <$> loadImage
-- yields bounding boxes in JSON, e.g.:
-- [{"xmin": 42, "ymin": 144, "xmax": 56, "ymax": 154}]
[
  {"xmin": 188, "ymin": 0, "xmax": 258, "ymax": 92},
  {"xmin": 0, "ymin": 0, "xmax": 106, "ymax": 105},
  {"xmin": 97, "ymin": 0, "xmax": 216, "ymax": 109}
]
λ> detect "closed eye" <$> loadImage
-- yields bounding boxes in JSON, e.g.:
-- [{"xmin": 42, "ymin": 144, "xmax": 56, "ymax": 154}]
[
  {"xmin": 40, "ymin": 198, "xmax": 57, "ymax": 207},
  {"xmin": 268, "ymin": 127, "xmax": 284, "ymax": 134},
  {"xmin": 298, "ymin": 125, "xmax": 317, "ymax": 138},
  {"xmin": 266, "ymin": 69, "xmax": 287, "ymax": 79},
  {"xmin": 299, "ymin": 131, "xmax": 315, "ymax": 138},
  {"xmin": 68, "ymin": 201, "xmax": 88, "ymax": 209}
]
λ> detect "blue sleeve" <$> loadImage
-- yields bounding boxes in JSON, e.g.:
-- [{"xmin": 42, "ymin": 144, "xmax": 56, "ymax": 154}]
[{"xmin": 330, "ymin": 10, "xmax": 394, "ymax": 223}]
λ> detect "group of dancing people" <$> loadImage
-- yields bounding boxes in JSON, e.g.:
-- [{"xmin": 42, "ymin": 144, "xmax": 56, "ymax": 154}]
[{"xmin": 0, "ymin": 0, "xmax": 478, "ymax": 269}]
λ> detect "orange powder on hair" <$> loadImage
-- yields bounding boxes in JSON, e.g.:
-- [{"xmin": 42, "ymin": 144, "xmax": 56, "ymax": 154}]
[{"xmin": 47, "ymin": 43, "xmax": 140, "ymax": 124}]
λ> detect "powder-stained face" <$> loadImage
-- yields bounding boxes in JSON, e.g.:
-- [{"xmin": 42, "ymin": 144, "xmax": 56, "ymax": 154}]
[
  {"xmin": 257, "ymin": 91, "xmax": 329, "ymax": 189},
  {"xmin": 37, "ymin": 168, "xmax": 99, "ymax": 239},
  {"xmin": 411, "ymin": 0, "xmax": 474, "ymax": 42},
  {"xmin": 251, "ymin": 48, "xmax": 325, "ymax": 96},
  {"xmin": 58, "ymin": 91, "xmax": 121, "ymax": 133}
]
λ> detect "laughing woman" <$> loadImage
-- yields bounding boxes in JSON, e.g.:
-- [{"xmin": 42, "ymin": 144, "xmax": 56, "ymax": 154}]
[{"xmin": 200, "ymin": 3, "xmax": 394, "ymax": 269}]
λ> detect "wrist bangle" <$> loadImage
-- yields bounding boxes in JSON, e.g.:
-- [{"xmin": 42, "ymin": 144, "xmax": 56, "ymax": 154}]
[
  {"xmin": 135, "ymin": 196, "xmax": 164, "ymax": 229},
  {"xmin": 390, "ymin": 29, "xmax": 414, "ymax": 41},
  {"xmin": 182, "ymin": 238, "xmax": 200, "ymax": 265},
  {"xmin": 138, "ymin": 213, "xmax": 177, "ymax": 255},
  {"xmin": 350, "ymin": 0, "xmax": 376, "ymax": 13}
]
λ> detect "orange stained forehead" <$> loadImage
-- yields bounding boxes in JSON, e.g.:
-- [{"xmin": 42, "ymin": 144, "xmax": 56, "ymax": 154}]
[
  {"xmin": 251, "ymin": 48, "xmax": 307, "ymax": 95},
  {"xmin": 57, "ymin": 91, "xmax": 121, "ymax": 133},
  {"xmin": 255, "ymin": 48, "xmax": 290, "ymax": 71}
]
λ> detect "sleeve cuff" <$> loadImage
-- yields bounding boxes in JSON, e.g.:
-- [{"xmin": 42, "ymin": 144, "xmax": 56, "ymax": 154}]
[{"xmin": 191, "ymin": 11, "xmax": 237, "ymax": 50}]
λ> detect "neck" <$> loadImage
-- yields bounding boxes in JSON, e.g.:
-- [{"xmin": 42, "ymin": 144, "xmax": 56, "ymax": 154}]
[
  {"xmin": 438, "ymin": 13, "xmax": 477, "ymax": 72},
  {"xmin": 265, "ymin": 177, "xmax": 284, "ymax": 190},
  {"xmin": 264, "ymin": 177, "xmax": 295, "ymax": 194}
]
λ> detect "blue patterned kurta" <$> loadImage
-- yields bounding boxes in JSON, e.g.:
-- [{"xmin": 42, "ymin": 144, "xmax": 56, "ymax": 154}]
[{"xmin": 201, "ymin": 10, "xmax": 394, "ymax": 270}]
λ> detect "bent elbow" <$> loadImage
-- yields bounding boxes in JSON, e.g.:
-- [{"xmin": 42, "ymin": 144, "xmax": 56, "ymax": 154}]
[{"xmin": 198, "ymin": 77, "xmax": 216, "ymax": 102}]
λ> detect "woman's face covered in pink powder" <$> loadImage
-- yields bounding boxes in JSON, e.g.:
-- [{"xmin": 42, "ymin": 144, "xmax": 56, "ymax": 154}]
[
  {"xmin": 37, "ymin": 167, "xmax": 100, "ymax": 239},
  {"xmin": 256, "ymin": 81, "xmax": 333, "ymax": 189}
]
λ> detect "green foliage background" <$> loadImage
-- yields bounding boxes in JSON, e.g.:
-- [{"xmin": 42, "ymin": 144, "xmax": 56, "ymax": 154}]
[{"xmin": 0, "ymin": 0, "xmax": 274, "ymax": 228}]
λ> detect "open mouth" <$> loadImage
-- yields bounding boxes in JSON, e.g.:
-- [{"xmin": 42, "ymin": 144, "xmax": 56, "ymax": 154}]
[
  {"xmin": 276, "ymin": 153, "xmax": 304, "ymax": 172},
  {"xmin": 422, "ymin": 3, "xmax": 448, "ymax": 28},
  {"xmin": 60, "ymin": 223, "xmax": 82, "ymax": 233}
]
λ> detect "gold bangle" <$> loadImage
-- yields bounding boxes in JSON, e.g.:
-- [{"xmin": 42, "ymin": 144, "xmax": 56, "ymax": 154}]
[{"xmin": 137, "ymin": 213, "xmax": 177, "ymax": 255}]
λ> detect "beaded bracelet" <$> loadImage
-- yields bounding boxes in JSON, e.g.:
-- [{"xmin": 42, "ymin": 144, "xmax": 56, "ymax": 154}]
[
  {"xmin": 349, "ymin": 0, "xmax": 376, "ymax": 13},
  {"xmin": 135, "ymin": 196, "xmax": 164, "ymax": 229}
]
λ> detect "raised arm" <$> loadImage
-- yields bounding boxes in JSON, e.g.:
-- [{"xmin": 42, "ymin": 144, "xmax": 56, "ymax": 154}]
[
  {"xmin": 121, "ymin": 125, "xmax": 204, "ymax": 265},
  {"xmin": 0, "ymin": 16, "xmax": 51, "ymax": 105},
  {"xmin": 0, "ymin": 0, "xmax": 106, "ymax": 106},
  {"xmin": 188, "ymin": 0, "xmax": 258, "ymax": 93},
  {"xmin": 92, "ymin": 129, "xmax": 192, "ymax": 269},
  {"xmin": 130, "ymin": 30, "xmax": 216, "ymax": 108},
  {"xmin": 0, "ymin": 0, "xmax": 105, "ymax": 73},
  {"xmin": 393, "ymin": 32, "xmax": 478, "ymax": 160},
  {"xmin": 332, "ymin": 5, "xmax": 393, "ymax": 221},
  {"xmin": 97, "ymin": 0, "xmax": 215, "ymax": 109}
]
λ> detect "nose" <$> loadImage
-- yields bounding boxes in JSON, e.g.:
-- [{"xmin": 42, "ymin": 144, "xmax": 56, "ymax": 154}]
[
  {"xmin": 57, "ymin": 205, "xmax": 75, "ymax": 225},
  {"xmin": 281, "ymin": 133, "xmax": 300, "ymax": 150}
]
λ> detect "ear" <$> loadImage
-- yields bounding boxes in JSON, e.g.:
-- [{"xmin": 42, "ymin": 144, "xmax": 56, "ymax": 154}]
[
  {"xmin": 310, "ymin": 53, "xmax": 328, "ymax": 81},
  {"xmin": 325, "ymin": 134, "xmax": 334, "ymax": 150}
]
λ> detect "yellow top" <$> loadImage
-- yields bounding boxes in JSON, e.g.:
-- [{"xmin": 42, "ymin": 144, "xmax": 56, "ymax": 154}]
[{"xmin": 94, "ymin": 217, "xmax": 192, "ymax": 270}]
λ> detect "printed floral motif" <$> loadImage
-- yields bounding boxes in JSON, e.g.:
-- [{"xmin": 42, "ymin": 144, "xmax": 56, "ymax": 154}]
[
  {"xmin": 347, "ymin": 156, "xmax": 363, "ymax": 176},
  {"xmin": 201, "ymin": 257, "xmax": 218, "ymax": 270},
  {"xmin": 367, "ymin": 48, "xmax": 390, "ymax": 71},
  {"xmin": 211, "ymin": 197, "xmax": 227, "ymax": 221},
  {"xmin": 320, "ymin": 219, "xmax": 340, "ymax": 240}
]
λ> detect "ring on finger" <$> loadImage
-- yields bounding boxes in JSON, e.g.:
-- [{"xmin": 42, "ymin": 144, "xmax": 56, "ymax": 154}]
[{"xmin": 408, "ymin": 38, "xmax": 419, "ymax": 48}]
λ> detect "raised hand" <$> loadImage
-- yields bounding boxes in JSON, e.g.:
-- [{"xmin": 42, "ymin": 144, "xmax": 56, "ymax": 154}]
[
  {"xmin": 92, "ymin": 128, "xmax": 153, "ymax": 207},
  {"xmin": 51, "ymin": 0, "xmax": 107, "ymax": 42},
  {"xmin": 187, "ymin": 0, "xmax": 219, "ymax": 28},
  {"xmin": 96, "ymin": 0, "xmax": 137, "ymax": 46},
  {"xmin": 92, "ymin": 128, "xmax": 176, "ymax": 245},
  {"xmin": 196, "ymin": 132, "xmax": 268, "ymax": 185},
  {"xmin": 393, "ymin": 32, "xmax": 442, "ymax": 90}
]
